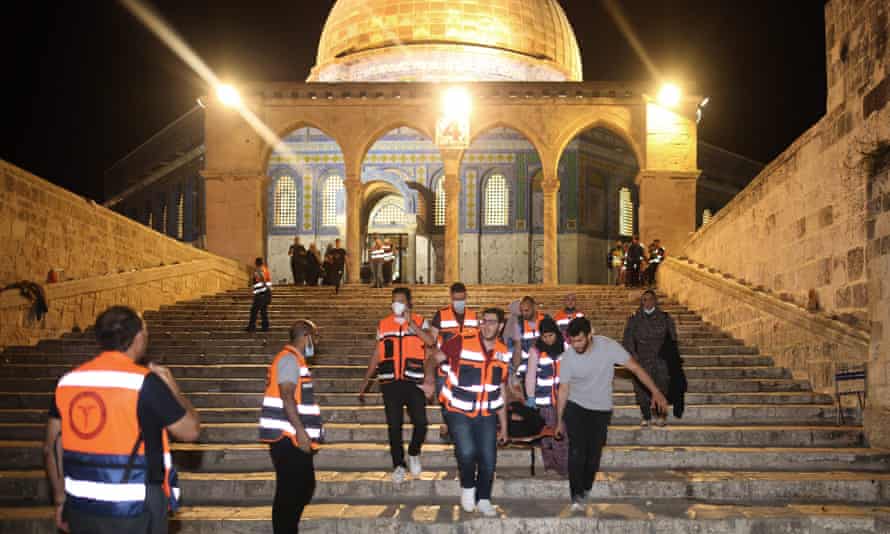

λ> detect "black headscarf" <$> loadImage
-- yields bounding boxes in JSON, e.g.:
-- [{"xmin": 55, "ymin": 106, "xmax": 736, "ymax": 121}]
[{"xmin": 535, "ymin": 317, "xmax": 564, "ymax": 357}]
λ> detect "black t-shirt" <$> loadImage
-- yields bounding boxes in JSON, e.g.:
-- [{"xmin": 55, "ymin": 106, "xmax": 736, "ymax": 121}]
[
  {"xmin": 330, "ymin": 248, "xmax": 347, "ymax": 268},
  {"xmin": 49, "ymin": 373, "xmax": 186, "ymax": 484},
  {"xmin": 289, "ymin": 245, "xmax": 307, "ymax": 264}
]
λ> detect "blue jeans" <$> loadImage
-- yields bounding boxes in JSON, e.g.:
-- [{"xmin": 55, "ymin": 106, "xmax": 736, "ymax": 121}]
[{"xmin": 444, "ymin": 411, "xmax": 498, "ymax": 500}]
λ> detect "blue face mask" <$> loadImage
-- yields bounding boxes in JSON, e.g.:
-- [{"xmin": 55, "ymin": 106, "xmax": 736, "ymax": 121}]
[
  {"xmin": 452, "ymin": 300, "xmax": 466, "ymax": 314},
  {"xmin": 304, "ymin": 338, "xmax": 315, "ymax": 357}
]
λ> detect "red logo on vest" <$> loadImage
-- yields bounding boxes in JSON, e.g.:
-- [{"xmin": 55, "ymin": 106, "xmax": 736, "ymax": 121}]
[{"xmin": 69, "ymin": 391, "xmax": 107, "ymax": 440}]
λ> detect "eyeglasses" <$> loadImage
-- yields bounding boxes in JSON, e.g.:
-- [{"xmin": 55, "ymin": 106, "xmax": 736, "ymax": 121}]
[{"xmin": 479, "ymin": 319, "xmax": 501, "ymax": 325}]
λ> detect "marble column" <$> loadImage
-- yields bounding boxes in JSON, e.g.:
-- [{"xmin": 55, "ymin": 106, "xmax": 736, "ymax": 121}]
[
  {"xmin": 344, "ymin": 176, "xmax": 363, "ymax": 284},
  {"xmin": 442, "ymin": 154, "xmax": 462, "ymax": 284},
  {"xmin": 635, "ymin": 170, "xmax": 699, "ymax": 254},
  {"xmin": 541, "ymin": 177, "xmax": 560, "ymax": 285},
  {"xmin": 201, "ymin": 171, "xmax": 267, "ymax": 270}
]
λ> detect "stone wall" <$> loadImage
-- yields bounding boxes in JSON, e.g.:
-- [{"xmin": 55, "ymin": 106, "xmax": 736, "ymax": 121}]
[
  {"xmin": 662, "ymin": 0, "xmax": 889, "ymax": 445},
  {"xmin": 0, "ymin": 160, "xmax": 246, "ymax": 349}
]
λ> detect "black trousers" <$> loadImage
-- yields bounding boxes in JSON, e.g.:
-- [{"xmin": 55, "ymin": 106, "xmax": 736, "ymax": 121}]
[
  {"xmin": 291, "ymin": 262, "xmax": 305, "ymax": 285},
  {"xmin": 269, "ymin": 438, "xmax": 316, "ymax": 534},
  {"xmin": 381, "ymin": 380, "xmax": 428, "ymax": 468},
  {"xmin": 65, "ymin": 484, "xmax": 168, "ymax": 534},
  {"xmin": 564, "ymin": 401, "xmax": 611, "ymax": 500},
  {"xmin": 247, "ymin": 291, "xmax": 271, "ymax": 331}
]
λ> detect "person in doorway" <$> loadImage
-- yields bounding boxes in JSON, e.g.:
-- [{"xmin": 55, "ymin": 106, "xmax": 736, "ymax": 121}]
[
  {"xmin": 44, "ymin": 306, "xmax": 200, "ymax": 534},
  {"xmin": 306, "ymin": 243, "xmax": 322, "ymax": 287},
  {"xmin": 246, "ymin": 257, "xmax": 272, "ymax": 332},
  {"xmin": 524, "ymin": 317, "xmax": 569, "ymax": 476},
  {"xmin": 330, "ymin": 238, "xmax": 348, "ymax": 293},
  {"xmin": 382, "ymin": 238, "xmax": 396, "ymax": 285},
  {"xmin": 625, "ymin": 235, "xmax": 646, "ymax": 288},
  {"xmin": 259, "ymin": 320, "xmax": 324, "ymax": 534},
  {"xmin": 427, "ymin": 282, "xmax": 479, "ymax": 442},
  {"xmin": 610, "ymin": 241, "xmax": 625, "ymax": 285},
  {"xmin": 553, "ymin": 293, "xmax": 584, "ymax": 339},
  {"xmin": 645, "ymin": 239, "xmax": 665, "ymax": 287},
  {"xmin": 369, "ymin": 236, "xmax": 386, "ymax": 288},
  {"xmin": 512, "ymin": 296, "xmax": 547, "ymax": 386},
  {"xmin": 555, "ymin": 316, "xmax": 668, "ymax": 511},
  {"xmin": 359, "ymin": 288, "xmax": 435, "ymax": 482},
  {"xmin": 426, "ymin": 308, "xmax": 510, "ymax": 517},
  {"xmin": 288, "ymin": 236, "xmax": 307, "ymax": 285},
  {"xmin": 618, "ymin": 242, "xmax": 630, "ymax": 286},
  {"xmin": 622, "ymin": 289, "xmax": 678, "ymax": 427}
]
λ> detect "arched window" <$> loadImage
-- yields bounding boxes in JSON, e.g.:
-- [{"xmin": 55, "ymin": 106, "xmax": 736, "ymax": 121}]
[
  {"xmin": 483, "ymin": 174, "xmax": 509, "ymax": 227},
  {"xmin": 176, "ymin": 191, "xmax": 185, "ymax": 240},
  {"xmin": 274, "ymin": 176, "xmax": 297, "ymax": 227},
  {"xmin": 372, "ymin": 196, "xmax": 406, "ymax": 227},
  {"xmin": 322, "ymin": 175, "xmax": 344, "ymax": 226},
  {"xmin": 434, "ymin": 177, "xmax": 446, "ymax": 227},
  {"xmin": 702, "ymin": 208, "xmax": 713, "ymax": 226},
  {"xmin": 618, "ymin": 186, "xmax": 633, "ymax": 237},
  {"xmin": 161, "ymin": 201, "xmax": 168, "ymax": 235}
]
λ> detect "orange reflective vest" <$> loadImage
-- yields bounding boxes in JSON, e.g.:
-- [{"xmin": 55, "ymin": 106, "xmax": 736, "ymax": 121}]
[
  {"xmin": 55, "ymin": 352, "xmax": 180, "ymax": 517},
  {"xmin": 253, "ymin": 265, "xmax": 272, "ymax": 295},
  {"xmin": 259, "ymin": 345, "xmax": 324, "ymax": 449},
  {"xmin": 440, "ymin": 333, "xmax": 510, "ymax": 417},
  {"xmin": 553, "ymin": 309, "xmax": 584, "ymax": 331},
  {"xmin": 376, "ymin": 313, "xmax": 426, "ymax": 384},
  {"xmin": 436, "ymin": 307, "xmax": 479, "ymax": 377},
  {"xmin": 516, "ymin": 312, "xmax": 547, "ymax": 378},
  {"xmin": 532, "ymin": 348, "xmax": 562, "ymax": 406}
]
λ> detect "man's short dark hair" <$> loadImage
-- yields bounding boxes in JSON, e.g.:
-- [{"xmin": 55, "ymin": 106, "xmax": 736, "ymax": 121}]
[
  {"xmin": 95, "ymin": 306, "xmax": 143, "ymax": 352},
  {"xmin": 520, "ymin": 295, "xmax": 535, "ymax": 305},
  {"xmin": 392, "ymin": 287, "xmax": 412, "ymax": 305},
  {"xmin": 450, "ymin": 282, "xmax": 467, "ymax": 295},
  {"xmin": 255, "ymin": 257, "xmax": 263, "ymax": 267},
  {"xmin": 289, "ymin": 320, "xmax": 313, "ymax": 343},
  {"xmin": 481, "ymin": 307, "xmax": 505, "ymax": 323},
  {"xmin": 566, "ymin": 316, "xmax": 591, "ymax": 338}
]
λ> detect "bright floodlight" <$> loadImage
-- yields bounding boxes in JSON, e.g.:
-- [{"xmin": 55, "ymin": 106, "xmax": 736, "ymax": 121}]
[
  {"xmin": 442, "ymin": 87, "xmax": 472, "ymax": 119},
  {"xmin": 217, "ymin": 84, "xmax": 242, "ymax": 108},
  {"xmin": 657, "ymin": 83, "xmax": 681, "ymax": 107}
]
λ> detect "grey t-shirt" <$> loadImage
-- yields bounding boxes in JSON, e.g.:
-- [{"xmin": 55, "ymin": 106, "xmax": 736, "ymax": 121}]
[
  {"xmin": 277, "ymin": 354, "xmax": 300, "ymax": 385},
  {"xmin": 559, "ymin": 335, "xmax": 630, "ymax": 411}
]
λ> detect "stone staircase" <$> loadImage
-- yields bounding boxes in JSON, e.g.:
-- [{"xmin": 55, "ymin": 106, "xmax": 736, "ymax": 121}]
[{"xmin": 0, "ymin": 285, "xmax": 887, "ymax": 533}]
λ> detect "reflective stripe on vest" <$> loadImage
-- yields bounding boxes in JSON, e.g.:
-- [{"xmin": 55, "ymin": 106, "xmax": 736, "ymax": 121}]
[
  {"xmin": 554, "ymin": 310, "xmax": 584, "ymax": 328},
  {"xmin": 55, "ymin": 352, "xmax": 180, "ymax": 518},
  {"xmin": 533, "ymin": 353, "xmax": 561, "ymax": 406},
  {"xmin": 370, "ymin": 248, "xmax": 386, "ymax": 261},
  {"xmin": 253, "ymin": 266, "xmax": 272, "ymax": 294},
  {"xmin": 376, "ymin": 314, "xmax": 426, "ymax": 384},
  {"xmin": 516, "ymin": 313, "xmax": 546, "ymax": 377},
  {"xmin": 436, "ymin": 307, "xmax": 479, "ymax": 377},
  {"xmin": 440, "ymin": 334, "xmax": 509, "ymax": 417},
  {"xmin": 259, "ymin": 346, "xmax": 324, "ymax": 448}
]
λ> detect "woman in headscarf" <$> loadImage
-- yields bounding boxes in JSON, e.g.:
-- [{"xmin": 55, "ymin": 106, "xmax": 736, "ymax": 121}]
[
  {"xmin": 525, "ymin": 317, "xmax": 569, "ymax": 475},
  {"xmin": 622, "ymin": 290, "xmax": 678, "ymax": 427}
]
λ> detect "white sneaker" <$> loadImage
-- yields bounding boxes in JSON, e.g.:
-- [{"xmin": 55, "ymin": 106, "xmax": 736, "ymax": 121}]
[
  {"xmin": 477, "ymin": 499, "xmax": 497, "ymax": 517},
  {"xmin": 407, "ymin": 455, "xmax": 422, "ymax": 476},
  {"xmin": 570, "ymin": 501, "xmax": 586, "ymax": 513},
  {"xmin": 392, "ymin": 466, "xmax": 406, "ymax": 484},
  {"xmin": 460, "ymin": 487, "xmax": 476, "ymax": 512}
]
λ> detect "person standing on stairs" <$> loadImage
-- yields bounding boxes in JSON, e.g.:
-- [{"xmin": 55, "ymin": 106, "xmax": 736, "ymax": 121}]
[
  {"xmin": 44, "ymin": 306, "xmax": 201, "ymax": 534},
  {"xmin": 428, "ymin": 282, "xmax": 479, "ymax": 442},
  {"xmin": 524, "ymin": 317, "xmax": 569, "ymax": 476},
  {"xmin": 370, "ymin": 236, "xmax": 386, "ymax": 288},
  {"xmin": 259, "ymin": 320, "xmax": 324, "ymax": 534},
  {"xmin": 512, "ymin": 296, "xmax": 548, "ymax": 388},
  {"xmin": 329, "ymin": 238, "xmax": 348, "ymax": 293},
  {"xmin": 289, "ymin": 236, "xmax": 308, "ymax": 285},
  {"xmin": 246, "ymin": 257, "xmax": 272, "ymax": 332},
  {"xmin": 645, "ymin": 239, "xmax": 666, "ymax": 287},
  {"xmin": 622, "ymin": 289, "xmax": 678, "ymax": 427},
  {"xmin": 359, "ymin": 287, "xmax": 435, "ymax": 483},
  {"xmin": 553, "ymin": 293, "xmax": 584, "ymax": 340},
  {"xmin": 425, "ymin": 307, "xmax": 510, "ymax": 517},
  {"xmin": 555, "ymin": 316, "xmax": 668, "ymax": 512}
]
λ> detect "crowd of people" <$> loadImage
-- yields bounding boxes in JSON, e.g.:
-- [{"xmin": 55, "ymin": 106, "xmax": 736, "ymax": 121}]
[
  {"xmin": 288, "ymin": 237, "xmax": 348, "ymax": 290},
  {"xmin": 44, "ymin": 280, "xmax": 686, "ymax": 533},
  {"xmin": 608, "ymin": 235, "xmax": 666, "ymax": 288}
]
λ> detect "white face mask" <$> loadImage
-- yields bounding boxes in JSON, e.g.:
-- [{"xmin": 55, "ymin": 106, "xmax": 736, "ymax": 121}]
[
  {"xmin": 303, "ymin": 338, "xmax": 315, "ymax": 357},
  {"xmin": 452, "ymin": 300, "xmax": 466, "ymax": 314},
  {"xmin": 643, "ymin": 306, "xmax": 656, "ymax": 315},
  {"xmin": 392, "ymin": 302, "xmax": 407, "ymax": 316}
]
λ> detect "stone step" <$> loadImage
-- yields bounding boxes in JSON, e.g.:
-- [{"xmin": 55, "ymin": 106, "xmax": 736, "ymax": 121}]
[
  {"xmin": 0, "ymin": 360, "xmax": 791, "ymax": 391},
  {"xmin": 1, "ymin": 441, "xmax": 887, "ymax": 472},
  {"xmin": 0, "ymin": 401, "xmax": 852, "ymax": 426},
  {"xmin": 2, "ymin": 501, "xmax": 888, "ymax": 534},
  {"xmin": 4, "ymin": 469, "xmax": 888, "ymax": 506},
  {"xmin": 0, "ymin": 422, "xmax": 863, "ymax": 447}
]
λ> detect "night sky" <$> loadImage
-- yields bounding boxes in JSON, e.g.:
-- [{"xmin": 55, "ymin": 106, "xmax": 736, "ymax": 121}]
[{"xmin": 3, "ymin": 0, "xmax": 827, "ymax": 201}]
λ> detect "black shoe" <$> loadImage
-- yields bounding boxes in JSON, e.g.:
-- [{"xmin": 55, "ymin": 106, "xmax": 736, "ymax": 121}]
[{"xmin": 245, "ymin": 327, "xmax": 255, "ymax": 333}]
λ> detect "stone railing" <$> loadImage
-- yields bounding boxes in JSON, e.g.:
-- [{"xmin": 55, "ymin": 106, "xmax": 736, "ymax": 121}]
[
  {"xmin": 659, "ymin": 257, "xmax": 869, "ymax": 393},
  {"xmin": 0, "ymin": 258, "xmax": 245, "ymax": 350}
]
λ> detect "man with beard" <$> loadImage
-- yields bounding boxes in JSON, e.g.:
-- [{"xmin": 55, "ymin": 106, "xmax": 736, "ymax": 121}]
[
  {"xmin": 555, "ymin": 316, "xmax": 667, "ymax": 512},
  {"xmin": 44, "ymin": 306, "xmax": 200, "ymax": 533}
]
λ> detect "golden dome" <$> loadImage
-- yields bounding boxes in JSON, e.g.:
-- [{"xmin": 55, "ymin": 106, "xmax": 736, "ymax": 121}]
[{"xmin": 310, "ymin": 0, "xmax": 583, "ymax": 82}]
